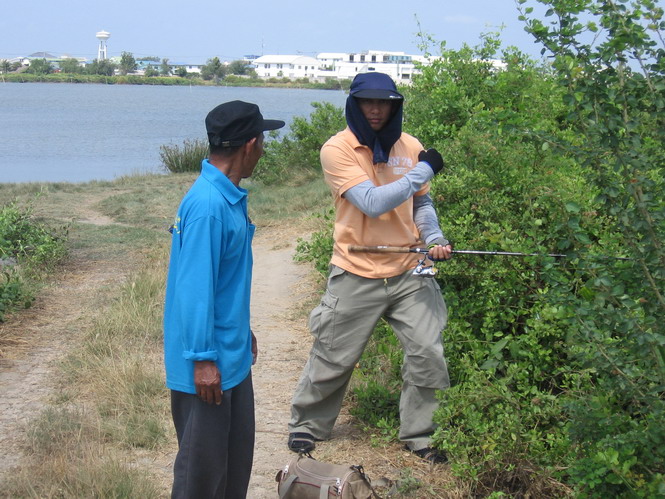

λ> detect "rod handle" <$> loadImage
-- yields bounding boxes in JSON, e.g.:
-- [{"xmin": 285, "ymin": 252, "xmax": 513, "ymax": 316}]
[{"xmin": 348, "ymin": 245, "xmax": 418, "ymax": 254}]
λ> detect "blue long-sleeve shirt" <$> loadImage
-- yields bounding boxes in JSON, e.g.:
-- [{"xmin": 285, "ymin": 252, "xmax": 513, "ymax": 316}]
[{"xmin": 163, "ymin": 160, "xmax": 254, "ymax": 393}]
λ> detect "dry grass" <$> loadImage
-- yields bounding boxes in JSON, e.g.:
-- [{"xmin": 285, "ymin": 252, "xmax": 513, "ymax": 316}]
[
  {"xmin": 1, "ymin": 406, "xmax": 164, "ymax": 499},
  {"xmin": 0, "ymin": 246, "xmax": 172, "ymax": 498}
]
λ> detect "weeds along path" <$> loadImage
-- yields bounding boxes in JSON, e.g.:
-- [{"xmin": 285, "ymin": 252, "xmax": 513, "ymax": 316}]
[
  {"xmin": 0, "ymin": 243, "xmax": 135, "ymax": 478},
  {"xmin": 0, "ymin": 189, "xmax": 141, "ymax": 483}
]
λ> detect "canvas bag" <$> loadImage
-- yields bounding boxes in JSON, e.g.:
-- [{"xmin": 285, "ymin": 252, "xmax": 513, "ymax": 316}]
[{"xmin": 276, "ymin": 452, "xmax": 380, "ymax": 499}]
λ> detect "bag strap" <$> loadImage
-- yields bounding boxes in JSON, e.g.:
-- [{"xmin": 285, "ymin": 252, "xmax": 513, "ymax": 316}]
[
  {"xmin": 351, "ymin": 465, "xmax": 386, "ymax": 499},
  {"xmin": 319, "ymin": 484, "xmax": 330, "ymax": 499},
  {"xmin": 278, "ymin": 473, "xmax": 299, "ymax": 499}
]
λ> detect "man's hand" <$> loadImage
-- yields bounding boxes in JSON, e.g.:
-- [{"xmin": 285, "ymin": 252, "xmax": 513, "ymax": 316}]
[
  {"xmin": 428, "ymin": 243, "xmax": 453, "ymax": 261},
  {"xmin": 251, "ymin": 330, "xmax": 258, "ymax": 365},
  {"xmin": 418, "ymin": 148, "xmax": 445, "ymax": 175},
  {"xmin": 194, "ymin": 361, "xmax": 222, "ymax": 405}
]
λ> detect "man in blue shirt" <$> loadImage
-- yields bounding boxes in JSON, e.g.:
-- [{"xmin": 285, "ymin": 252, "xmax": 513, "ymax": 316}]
[{"xmin": 164, "ymin": 100, "xmax": 284, "ymax": 498}]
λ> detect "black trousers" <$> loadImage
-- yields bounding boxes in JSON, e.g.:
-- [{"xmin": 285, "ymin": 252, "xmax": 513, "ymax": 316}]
[{"xmin": 170, "ymin": 373, "xmax": 255, "ymax": 499}]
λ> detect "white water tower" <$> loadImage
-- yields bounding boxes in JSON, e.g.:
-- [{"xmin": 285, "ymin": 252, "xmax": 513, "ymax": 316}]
[{"xmin": 96, "ymin": 30, "xmax": 110, "ymax": 60}]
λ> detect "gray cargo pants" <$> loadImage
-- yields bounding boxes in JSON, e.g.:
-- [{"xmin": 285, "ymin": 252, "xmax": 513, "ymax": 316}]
[{"xmin": 289, "ymin": 265, "xmax": 449, "ymax": 451}]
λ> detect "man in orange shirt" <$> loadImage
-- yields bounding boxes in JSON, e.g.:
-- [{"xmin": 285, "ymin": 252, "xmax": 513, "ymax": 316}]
[{"xmin": 288, "ymin": 72, "xmax": 452, "ymax": 463}]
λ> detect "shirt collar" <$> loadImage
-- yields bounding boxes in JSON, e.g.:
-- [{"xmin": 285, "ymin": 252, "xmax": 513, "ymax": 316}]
[{"xmin": 200, "ymin": 159, "xmax": 247, "ymax": 205}]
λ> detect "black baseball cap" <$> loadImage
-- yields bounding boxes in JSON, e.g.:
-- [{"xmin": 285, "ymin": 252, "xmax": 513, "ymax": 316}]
[
  {"xmin": 205, "ymin": 100, "xmax": 285, "ymax": 147},
  {"xmin": 349, "ymin": 72, "xmax": 403, "ymax": 100}
]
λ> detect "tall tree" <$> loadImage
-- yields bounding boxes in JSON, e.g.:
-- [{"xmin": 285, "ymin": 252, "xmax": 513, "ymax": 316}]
[
  {"xmin": 59, "ymin": 58, "xmax": 83, "ymax": 74},
  {"xmin": 1, "ymin": 59, "xmax": 11, "ymax": 74},
  {"xmin": 27, "ymin": 58, "xmax": 53, "ymax": 75},
  {"xmin": 160, "ymin": 58, "xmax": 171, "ymax": 76},
  {"xmin": 119, "ymin": 51, "xmax": 137, "ymax": 75},
  {"xmin": 87, "ymin": 59, "xmax": 116, "ymax": 76},
  {"xmin": 228, "ymin": 60, "xmax": 249, "ymax": 75},
  {"xmin": 200, "ymin": 57, "xmax": 226, "ymax": 81}
]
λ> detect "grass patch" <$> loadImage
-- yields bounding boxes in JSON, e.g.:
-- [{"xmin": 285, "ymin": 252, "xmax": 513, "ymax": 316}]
[
  {"xmin": 159, "ymin": 139, "xmax": 208, "ymax": 174},
  {"xmin": 246, "ymin": 177, "xmax": 332, "ymax": 224},
  {"xmin": 0, "ymin": 168, "xmax": 337, "ymax": 497},
  {"xmin": 0, "ymin": 245, "xmax": 171, "ymax": 496},
  {"xmin": 60, "ymin": 248, "xmax": 170, "ymax": 447},
  {"xmin": 1, "ymin": 406, "xmax": 163, "ymax": 498}
]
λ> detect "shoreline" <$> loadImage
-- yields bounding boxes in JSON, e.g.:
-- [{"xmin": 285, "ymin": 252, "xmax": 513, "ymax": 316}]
[{"xmin": 1, "ymin": 72, "xmax": 350, "ymax": 91}]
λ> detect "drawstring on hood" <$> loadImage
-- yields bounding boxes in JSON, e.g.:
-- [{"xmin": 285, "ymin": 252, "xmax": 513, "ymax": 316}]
[{"xmin": 345, "ymin": 73, "xmax": 404, "ymax": 164}]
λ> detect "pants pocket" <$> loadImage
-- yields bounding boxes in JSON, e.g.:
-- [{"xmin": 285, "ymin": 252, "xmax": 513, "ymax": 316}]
[{"xmin": 308, "ymin": 290, "xmax": 338, "ymax": 350}]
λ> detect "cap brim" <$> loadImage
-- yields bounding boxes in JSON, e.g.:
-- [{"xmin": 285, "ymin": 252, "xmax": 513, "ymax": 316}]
[
  {"xmin": 262, "ymin": 119, "xmax": 286, "ymax": 131},
  {"xmin": 352, "ymin": 89, "xmax": 403, "ymax": 100}
]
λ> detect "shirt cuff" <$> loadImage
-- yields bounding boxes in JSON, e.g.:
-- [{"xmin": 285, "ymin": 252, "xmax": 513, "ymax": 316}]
[{"xmin": 182, "ymin": 350, "xmax": 218, "ymax": 361}]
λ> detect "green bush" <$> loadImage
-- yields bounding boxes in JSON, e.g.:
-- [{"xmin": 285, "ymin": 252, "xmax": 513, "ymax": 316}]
[
  {"xmin": 0, "ymin": 201, "xmax": 68, "ymax": 320},
  {"xmin": 159, "ymin": 138, "xmax": 208, "ymax": 173},
  {"xmin": 293, "ymin": 14, "xmax": 663, "ymax": 495},
  {"xmin": 294, "ymin": 208, "xmax": 335, "ymax": 276},
  {"xmin": 256, "ymin": 102, "xmax": 345, "ymax": 185},
  {"xmin": 0, "ymin": 269, "xmax": 27, "ymax": 321},
  {"xmin": 520, "ymin": 1, "xmax": 665, "ymax": 496},
  {"xmin": 350, "ymin": 380, "xmax": 400, "ymax": 429}
]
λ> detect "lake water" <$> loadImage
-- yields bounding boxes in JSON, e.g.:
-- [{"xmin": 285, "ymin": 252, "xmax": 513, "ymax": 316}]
[{"xmin": 0, "ymin": 82, "xmax": 348, "ymax": 184}]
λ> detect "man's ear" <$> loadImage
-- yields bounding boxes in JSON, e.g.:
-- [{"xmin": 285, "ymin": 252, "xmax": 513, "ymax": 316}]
[{"xmin": 244, "ymin": 137, "xmax": 257, "ymax": 153}]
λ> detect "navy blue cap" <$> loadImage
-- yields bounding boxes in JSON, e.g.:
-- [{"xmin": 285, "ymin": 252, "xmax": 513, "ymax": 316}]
[
  {"xmin": 205, "ymin": 100, "xmax": 285, "ymax": 147},
  {"xmin": 349, "ymin": 72, "xmax": 403, "ymax": 100}
]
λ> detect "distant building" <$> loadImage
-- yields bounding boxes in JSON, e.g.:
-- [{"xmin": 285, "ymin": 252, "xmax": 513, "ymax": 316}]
[
  {"xmin": 252, "ymin": 55, "xmax": 320, "ymax": 79},
  {"xmin": 251, "ymin": 49, "xmax": 437, "ymax": 84},
  {"xmin": 171, "ymin": 62, "xmax": 203, "ymax": 74},
  {"xmin": 28, "ymin": 51, "xmax": 58, "ymax": 59},
  {"xmin": 321, "ymin": 50, "xmax": 429, "ymax": 82}
]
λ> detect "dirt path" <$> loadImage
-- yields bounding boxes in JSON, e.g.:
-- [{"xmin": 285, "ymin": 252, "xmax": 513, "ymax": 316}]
[
  {"xmin": 0, "ymin": 217, "xmax": 312, "ymax": 493},
  {"xmin": 0, "ymin": 196, "xmax": 449, "ymax": 497},
  {"xmin": 0, "ymin": 256, "xmax": 134, "ymax": 476},
  {"xmin": 246, "ymin": 230, "xmax": 313, "ymax": 497},
  {"xmin": 0, "ymin": 190, "xmax": 138, "ymax": 478}
]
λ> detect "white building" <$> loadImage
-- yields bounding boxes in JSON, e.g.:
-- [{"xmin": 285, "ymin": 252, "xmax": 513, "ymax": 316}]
[
  {"xmin": 252, "ymin": 49, "xmax": 435, "ymax": 84},
  {"xmin": 252, "ymin": 55, "xmax": 320, "ymax": 79},
  {"xmin": 326, "ymin": 50, "xmax": 426, "ymax": 82}
]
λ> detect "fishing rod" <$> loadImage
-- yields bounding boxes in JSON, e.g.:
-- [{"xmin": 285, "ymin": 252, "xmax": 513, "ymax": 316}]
[{"xmin": 348, "ymin": 245, "xmax": 631, "ymax": 261}]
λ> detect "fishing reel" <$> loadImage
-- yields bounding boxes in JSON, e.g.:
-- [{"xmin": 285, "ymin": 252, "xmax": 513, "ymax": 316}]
[{"xmin": 413, "ymin": 255, "xmax": 437, "ymax": 277}]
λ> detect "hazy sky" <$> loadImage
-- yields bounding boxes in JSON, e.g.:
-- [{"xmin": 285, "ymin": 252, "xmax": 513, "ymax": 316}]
[{"xmin": 1, "ymin": 0, "xmax": 660, "ymax": 63}]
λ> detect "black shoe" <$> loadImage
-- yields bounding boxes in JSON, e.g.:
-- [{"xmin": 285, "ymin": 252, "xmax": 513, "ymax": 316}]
[
  {"xmin": 288, "ymin": 432, "xmax": 316, "ymax": 453},
  {"xmin": 409, "ymin": 446, "xmax": 448, "ymax": 464}
]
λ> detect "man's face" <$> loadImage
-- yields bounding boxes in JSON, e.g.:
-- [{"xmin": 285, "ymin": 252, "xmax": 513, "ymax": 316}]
[{"xmin": 357, "ymin": 98, "xmax": 393, "ymax": 131}]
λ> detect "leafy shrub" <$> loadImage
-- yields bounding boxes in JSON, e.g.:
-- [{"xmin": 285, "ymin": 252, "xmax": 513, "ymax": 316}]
[
  {"xmin": 0, "ymin": 201, "xmax": 68, "ymax": 320},
  {"xmin": 0, "ymin": 202, "xmax": 65, "ymax": 266},
  {"xmin": 519, "ymin": 1, "xmax": 665, "ymax": 496},
  {"xmin": 350, "ymin": 380, "xmax": 400, "ymax": 429},
  {"xmin": 294, "ymin": 208, "xmax": 335, "ymax": 276},
  {"xmin": 256, "ymin": 102, "xmax": 345, "ymax": 185},
  {"xmin": 294, "ymin": 17, "xmax": 663, "ymax": 496},
  {"xmin": 0, "ymin": 269, "xmax": 28, "ymax": 321},
  {"xmin": 160, "ymin": 138, "xmax": 208, "ymax": 173}
]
